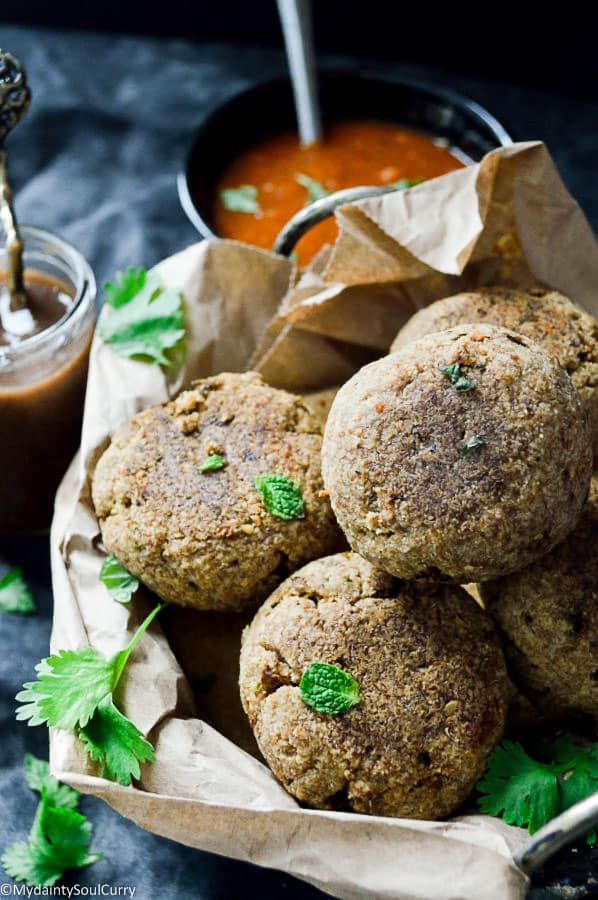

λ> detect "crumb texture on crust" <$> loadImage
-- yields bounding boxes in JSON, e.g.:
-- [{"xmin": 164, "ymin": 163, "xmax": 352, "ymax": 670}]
[
  {"xmin": 482, "ymin": 477, "xmax": 598, "ymax": 729},
  {"xmin": 92, "ymin": 372, "xmax": 343, "ymax": 611},
  {"xmin": 391, "ymin": 286, "xmax": 598, "ymax": 450},
  {"xmin": 240, "ymin": 552, "xmax": 509, "ymax": 819},
  {"xmin": 322, "ymin": 324, "xmax": 592, "ymax": 583}
]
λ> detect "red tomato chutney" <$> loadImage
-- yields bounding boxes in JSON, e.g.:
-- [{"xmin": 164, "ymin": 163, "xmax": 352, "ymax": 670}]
[{"xmin": 213, "ymin": 120, "xmax": 465, "ymax": 266}]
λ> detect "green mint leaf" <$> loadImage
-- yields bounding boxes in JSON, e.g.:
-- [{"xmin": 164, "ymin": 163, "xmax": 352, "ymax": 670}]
[
  {"xmin": 441, "ymin": 363, "xmax": 474, "ymax": 392},
  {"xmin": 103, "ymin": 267, "xmax": 147, "ymax": 308},
  {"xmin": 391, "ymin": 177, "xmax": 424, "ymax": 189},
  {"xmin": 100, "ymin": 554, "xmax": 139, "ymax": 604},
  {"xmin": 300, "ymin": 662, "xmax": 360, "ymax": 715},
  {"xmin": 255, "ymin": 474, "xmax": 304, "ymax": 520},
  {"xmin": 199, "ymin": 454, "xmax": 226, "ymax": 473},
  {"xmin": 0, "ymin": 567, "xmax": 36, "ymax": 614},
  {"xmin": 79, "ymin": 695, "xmax": 155, "ymax": 786},
  {"xmin": 220, "ymin": 185, "xmax": 260, "ymax": 213},
  {"xmin": 458, "ymin": 434, "xmax": 486, "ymax": 457},
  {"xmin": 98, "ymin": 270, "xmax": 185, "ymax": 367},
  {"xmin": 24, "ymin": 755, "xmax": 79, "ymax": 810},
  {"xmin": 15, "ymin": 647, "xmax": 122, "ymax": 730},
  {"xmin": 295, "ymin": 173, "xmax": 329, "ymax": 204},
  {"xmin": 2, "ymin": 792, "xmax": 101, "ymax": 887},
  {"xmin": 477, "ymin": 740, "xmax": 561, "ymax": 834}
]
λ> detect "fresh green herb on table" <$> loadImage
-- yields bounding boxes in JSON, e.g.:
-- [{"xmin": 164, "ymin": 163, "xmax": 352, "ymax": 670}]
[
  {"xmin": 441, "ymin": 362, "xmax": 474, "ymax": 392},
  {"xmin": 98, "ymin": 267, "xmax": 185, "ymax": 367},
  {"xmin": 16, "ymin": 598, "xmax": 164, "ymax": 786},
  {"xmin": 1, "ymin": 755, "xmax": 102, "ymax": 887},
  {"xmin": 199, "ymin": 454, "xmax": 226, "ymax": 473},
  {"xmin": 477, "ymin": 737, "xmax": 598, "ymax": 843},
  {"xmin": 458, "ymin": 434, "xmax": 486, "ymax": 457},
  {"xmin": 255, "ymin": 474, "xmax": 304, "ymax": 520},
  {"xmin": 220, "ymin": 184, "xmax": 261, "ymax": 213},
  {"xmin": 100, "ymin": 554, "xmax": 139, "ymax": 604},
  {"xmin": 295, "ymin": 173, "xmax": 329, "ymax": 204},
  {"xmin": 0, "ymin": 567, "xmax": 36, "ymax": 614},
  {"xmin": 300, "ymin": 662, "xmax": 360, "ymax": 715}
]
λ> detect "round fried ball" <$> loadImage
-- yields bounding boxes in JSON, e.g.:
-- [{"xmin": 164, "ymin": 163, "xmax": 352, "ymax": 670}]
[
  {"xmin": 92, "ymin": 372, "xmax": 342, "ymax": 611},
  {"xmin": 391, "ymin": 286, "xmax": 598, "ymax": 451},
  {"xmin": 239, "ymin": 552, "xmax": 508, "ymax": 818},
  {"xmin": 322, "ymin": 324, "xmax": 592, "ymax": 582},
  {"xmin": 481, "ymin": 477, "xmax": 598, "ymax": 730}
]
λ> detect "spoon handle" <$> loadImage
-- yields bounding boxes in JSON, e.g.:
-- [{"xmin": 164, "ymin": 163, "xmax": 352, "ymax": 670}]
[
  {"xmin": 276, "ymin": 0, "xmax": 322, "ymax": 146},
  {"xmin": 0, "ymin": 146, "xmax": 26, "ymax": 311}
]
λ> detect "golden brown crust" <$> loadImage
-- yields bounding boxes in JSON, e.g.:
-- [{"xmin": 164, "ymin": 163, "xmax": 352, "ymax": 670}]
[
  {"xmin": 482, "ymin": 477, "xmax": 598, "ymax": 730},
  {"xmin": 240, "ymin": 552, "xmax": 508, "ymax": 818},
  {"xmin": 322, "ymin": 324, "xmax": 592, "ymax": 583},
  {"xmin": 391, "ymin": 287, "xmax": 598, "ymax": 451},
  {"xmin": 92, "ymin": 372, "xmax": 343, "ymax": 611}
]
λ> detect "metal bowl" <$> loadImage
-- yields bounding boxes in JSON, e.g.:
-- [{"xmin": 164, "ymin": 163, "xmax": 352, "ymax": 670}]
[{"xmin": 178, "ymin": 70, "xmax": 512, "ymax": 243}]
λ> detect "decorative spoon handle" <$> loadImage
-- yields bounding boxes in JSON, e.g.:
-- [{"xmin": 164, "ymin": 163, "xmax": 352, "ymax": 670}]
[{"xmin": 0, "ymin": 49, "xmax": 31, "ymax": 312}]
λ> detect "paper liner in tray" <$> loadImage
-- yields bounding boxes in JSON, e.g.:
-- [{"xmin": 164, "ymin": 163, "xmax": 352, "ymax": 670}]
[{"xmin": 50, "ymin": 142, "xmax": 598, "ymax": 900}]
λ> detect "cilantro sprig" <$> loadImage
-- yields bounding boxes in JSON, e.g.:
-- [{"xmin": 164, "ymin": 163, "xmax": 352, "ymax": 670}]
[
  {"xmin": 199, "ymin": 454, "xmax": 226, "ymax": 473},
  {"xmin": 220, "ymin": 185, "xmax": 261, "ymax": 213},
  {"xmin": 391, "ymin": 177, "xmax": 424, "ymax": 190},
  {"xmin": 295, "ymin": 173, "xmax": 329, "ymax": 204},
  {"xmin": 0, "ymin": 567, "xmax": 36, "ymax": 614},
  {"xmin": 100, "ymin": 554, "xmax": 139, "ymax": 604},
  {"xmin": 300, "ymin": 662, "xmax": 360, "ymax": 715},
  {"xmin": 477, "ymin": 738, "xmax": 598, "ymax": 843},
  {"xmin": 98, "ymin": 267, "xmax": 185, "ymax": 367},
  {"xmin": 16, "ymin": 602, "xmax": 165, "ymax": 786},
  {"xmin": 1, "ymin": 755, "xmax": 102, "ymax": 887}
]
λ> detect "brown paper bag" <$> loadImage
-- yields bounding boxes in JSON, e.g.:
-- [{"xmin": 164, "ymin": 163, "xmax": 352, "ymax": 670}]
[{"xmin": 50, "ymin": 142, "xmax": 598, "ymax": 900}]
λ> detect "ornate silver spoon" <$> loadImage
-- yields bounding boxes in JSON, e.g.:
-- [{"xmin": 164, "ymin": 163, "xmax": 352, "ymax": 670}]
[{"xmin": 0, "ymin": 49, "xmax": 31, "ymax": 312}]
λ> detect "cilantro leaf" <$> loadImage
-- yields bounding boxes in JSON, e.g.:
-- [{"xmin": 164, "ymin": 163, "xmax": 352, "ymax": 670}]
[
  {"xmin": 458, "ymin": 434, "xmax": 486, "ymax": 457},
  {"xmin": 2, "ymin": 791, "xmax": 101, "ymax": 887},
  {"xmin": 255, "ymin": 474, "xmax": 304, "ymax": 520},
  {"xmin": 220, "ymin": 185, "xmax": 260, "ymax": 213},
  {"xmin": 441, "ymin": 363, "xmax": 474, "ymax": 392},
  {"xmin": 79, "ymin": 695, "xmax": 155, "ymax": 786},
  {"xmin": 300, "ymin": 662, "xmax": 360, "ymax": 715},
  {"xmin": 295, "ymin": 173, "xmax": 329, "ymax": 204},
  {"xmin": 103, "ymin": 267, "xmax": 147, "ymax": 308},
  {"xmin": 24, "ymin": 754, "xmax": 79, "ymax": 810},
  {"xmin": 98, "ymin": 269, "xmax": 185, "ymax": 367},
  {"xmin": 100, "ymin": 554, "xmax": 139, "ymax": 604},
  {"xmin": 199, "ymin": 454, "xmax": 226, "ymax": 473},
  {"xmin": 391, "ymin": 177, "xmax": 424, "ymax": 189},
  {"xmin": 15, "ymin": 647, "xmax": 122, "ymax": 730},
  {"xmin": 0, "ymin": 567, "xmax": 36, "ymax": 614},
  {"xmin": 477, "ymin": 741, "xmax": 560, "ymax": 833}
]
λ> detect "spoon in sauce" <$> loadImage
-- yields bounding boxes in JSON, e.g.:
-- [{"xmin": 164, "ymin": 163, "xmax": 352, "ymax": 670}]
[
  {"xmin": 0, "ymin": 49, "xmax": 30, "ymax": 315},
  {"xmin": 276, "ymin": 0, "xmax": 322, "ymax": 146}
]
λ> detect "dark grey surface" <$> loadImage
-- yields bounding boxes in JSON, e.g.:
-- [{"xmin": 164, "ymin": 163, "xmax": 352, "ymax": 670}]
[{"xmin": 0, "ymin": 24, "xmax": 596, "ymax": 899}]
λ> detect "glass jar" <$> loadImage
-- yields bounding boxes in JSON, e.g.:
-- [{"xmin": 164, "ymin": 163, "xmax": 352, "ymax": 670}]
[{"xmin": 0, "ymin": 226, "xmax": 96, "ymax": 533}]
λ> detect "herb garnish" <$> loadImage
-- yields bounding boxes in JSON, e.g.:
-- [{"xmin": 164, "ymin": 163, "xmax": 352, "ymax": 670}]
[
  {"xmin": 255, "ymin": 474, "xmax": 304, "ymax": 520},
  {"xmin": 220, "ymin": 185, "xmax": 261, "ymax": 213},
  {"xmin": 0, "ymin": 567, "xmax": 36, "ymax": 614},
  {"xmin": 16, "ymin": 602, "xmax": 164, "ymax": 786},
  {"xmin": 98, "ymin": 268, "xmax": 185, "ymax": 367},
  {"xmin": 458, "ymin": 434, "xmax": 486, "ymax": 457},
  {"xmin": 99, "ymin": 554, "xmax": 139, "ymax": 604},
  {"xmin": 300, "ymin": 662, "xmax": 360, "ymax": 715},
  {"xmin": 199, "ymin": 454, "xmax": 226, "ymax": 473},
  {"xmin": 477, "ymin": 738, "xmax": 598, "ymax": 843},
  {"xmin": 391, "ymin": 177, "xmax": 424, "ymax": 190},
  {"xmin": 441, "ymin": 363, "xmax": 474, "ymax": 392},
  {"xmin": 295, "ymin": 173, "xmax": 329, "ymax": 204},
  {"xmin": 1, "ymin": 755, "xmax": 102, "ymax": 887}
]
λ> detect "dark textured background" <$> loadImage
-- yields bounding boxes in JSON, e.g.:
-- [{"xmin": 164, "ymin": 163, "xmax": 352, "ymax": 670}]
[{"xmin": 0, "ymin": 23, "xmax": 596, "ymax": 900}]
